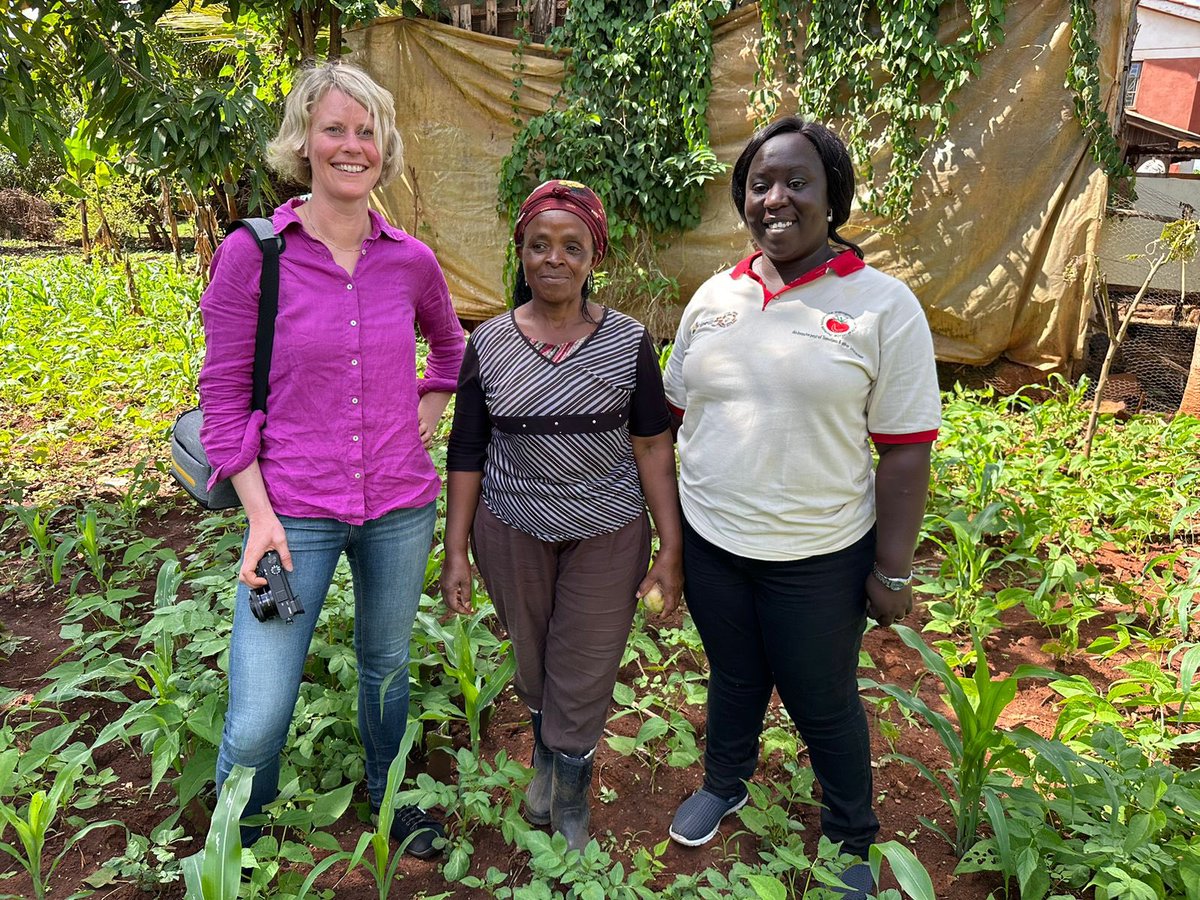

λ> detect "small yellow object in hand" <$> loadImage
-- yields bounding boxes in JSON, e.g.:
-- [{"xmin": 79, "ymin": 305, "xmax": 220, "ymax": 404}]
[{"xmin": 642, "ymin": 585, "xmax": 665, "ymax": 614}]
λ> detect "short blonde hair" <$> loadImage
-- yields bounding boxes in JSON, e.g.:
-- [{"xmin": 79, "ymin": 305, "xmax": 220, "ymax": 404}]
[{"xmin": 266, "ymin": 61, "xmax": 404, "ymax": 188}]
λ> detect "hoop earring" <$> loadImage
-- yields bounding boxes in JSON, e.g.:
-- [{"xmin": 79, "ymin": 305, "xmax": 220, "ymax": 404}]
[{"xmin": 582, "ymin": 271, "xmax": 594, "ymax": 300}]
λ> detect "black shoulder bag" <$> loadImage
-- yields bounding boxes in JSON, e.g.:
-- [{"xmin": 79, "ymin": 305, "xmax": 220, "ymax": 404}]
[{"xmin": 169, "ymin": 218, "xmax": 284, "ymax": 509}]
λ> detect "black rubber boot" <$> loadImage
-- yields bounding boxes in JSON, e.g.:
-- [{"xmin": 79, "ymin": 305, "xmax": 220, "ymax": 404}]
[
  {"xmin": 551, "ymin": 750, "xmax": 594, "ymax": 851},
  {"xmin": 524, "ymin": 711, "xmax": 552, "ymax": 825}
]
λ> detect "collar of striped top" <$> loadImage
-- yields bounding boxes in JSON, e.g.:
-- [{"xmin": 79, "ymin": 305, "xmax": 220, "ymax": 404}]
[{"xmin": 732, "ymin": 248, "xmax": 865, "ymax": 309}]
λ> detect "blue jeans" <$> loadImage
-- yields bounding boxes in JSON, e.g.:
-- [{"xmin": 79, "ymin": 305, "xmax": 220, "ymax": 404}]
[
  {"xmin": 214, "ymin": 502, "xmax": 436, "ymax": 836},
  {"xmin": 682, "ymin": 517, "xmax": 880, "ymax": 858}
]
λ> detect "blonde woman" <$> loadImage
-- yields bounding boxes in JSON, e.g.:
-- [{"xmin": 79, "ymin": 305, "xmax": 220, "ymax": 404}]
[{"xmin": 199, "ymin": 62, "xmax": 464, "ymax": 857}]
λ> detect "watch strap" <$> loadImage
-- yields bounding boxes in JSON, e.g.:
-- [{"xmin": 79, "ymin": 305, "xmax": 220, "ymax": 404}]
[{"xmin": 871, "ymin": 563, "xmax": 913, "ymax": 591}]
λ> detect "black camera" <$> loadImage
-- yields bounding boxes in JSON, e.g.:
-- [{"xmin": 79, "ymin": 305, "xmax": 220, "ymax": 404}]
[{"xmin": 249, "ymin": 550, "xmax": 305, "ymax": 623}]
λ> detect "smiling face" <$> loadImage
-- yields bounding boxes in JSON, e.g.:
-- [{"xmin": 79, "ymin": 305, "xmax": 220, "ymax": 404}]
[
  {"xmin": 305, "ymin": 88, "xmax": 381, "ymax": 206},
  {"xmin": 519, "ymin": 209, "xmax": 596, "ymax": 308},
  {"xmin": 742, "ymin": 131, "xmax": 833, "ymax": 280}
]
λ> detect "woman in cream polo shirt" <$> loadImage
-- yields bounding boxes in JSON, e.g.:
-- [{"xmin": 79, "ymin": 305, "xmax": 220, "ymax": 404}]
[{"xmin": 663, "ymin": 116, "xmax": 940, "ymax": 900}]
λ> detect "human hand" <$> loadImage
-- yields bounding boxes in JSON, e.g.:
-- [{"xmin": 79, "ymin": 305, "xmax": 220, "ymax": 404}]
[
  {"xmin": 239, "ymin": 514, "xmax": 291, "ymax": 589},
  {"xmin": 417, "ymin": 390, "xmax": 451, "ymax": 452},
  {"xmin": 865, "ymin": 577, "xmax": 912, "ymax": 628},
  {"xmin": 440, "ymin": 548, "xmax": 474, "ymax": 615},
  {"xmin": 638, "ymin": 551, "xmax": 683, "ymax": 618}
]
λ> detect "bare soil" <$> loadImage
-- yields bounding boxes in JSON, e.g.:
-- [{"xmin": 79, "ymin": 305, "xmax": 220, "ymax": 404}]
[{"xmin": 0, "ymin": 503, "xmax": 1188, "ymax": 899}]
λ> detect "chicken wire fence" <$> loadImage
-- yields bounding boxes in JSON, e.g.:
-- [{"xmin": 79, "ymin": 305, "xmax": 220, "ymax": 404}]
[
  {"xmin": 1089, "ymin": 181, "xmax": 1198, "ymax": 413},
  {"xmin": 936, "ymin": 181, "xmax": 1198, "ymax": 412}
]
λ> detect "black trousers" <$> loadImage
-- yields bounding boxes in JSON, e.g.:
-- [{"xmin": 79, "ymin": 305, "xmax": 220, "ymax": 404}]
[{"xmin": 683, "ymin": 516, "xmax": 880, "ymax": 858}]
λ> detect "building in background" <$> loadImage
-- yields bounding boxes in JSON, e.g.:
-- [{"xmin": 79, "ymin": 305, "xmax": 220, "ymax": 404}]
[{"xmin": 1125, "ymin": 0, "xmax": 1200, "ymax": 172}]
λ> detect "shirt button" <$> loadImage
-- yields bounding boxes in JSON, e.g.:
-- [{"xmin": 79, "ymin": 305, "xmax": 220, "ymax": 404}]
[
  {"xmin": 346, "ymin": 283, "xmax": 354, "ymax": 291},
  {"xmin": 351, "ymin": 397, "xmax": 359, "ymax": 404},
  {"xmin": 361, "ymin": 249, "xmax": 366, "ymax": 255},
  {"xmin": 351, "ymin": 358, "xmax": 358, "ymax": 366},
  {"xmin": 354, "ymin": 472, "xmax": 362, "ymax": 479},
  {"xmin": 352, "ymin": 435, "xmax": 359, "ymax": 442},
  {"xmin": 350, "ymin": 319, "xmax": 358, "ymax": 326}
]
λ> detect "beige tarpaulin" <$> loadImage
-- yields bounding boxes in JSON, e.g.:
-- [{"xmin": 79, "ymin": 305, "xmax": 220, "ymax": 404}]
[{"xmin": 352, "ymin": 0, "xmax": 1131, "ymax": 369}]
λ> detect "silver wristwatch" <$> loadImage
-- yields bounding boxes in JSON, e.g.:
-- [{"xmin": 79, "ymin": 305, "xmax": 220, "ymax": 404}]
[{"xmin": 871, "ymin": 563, "xmax": 913, "ymax": 591}]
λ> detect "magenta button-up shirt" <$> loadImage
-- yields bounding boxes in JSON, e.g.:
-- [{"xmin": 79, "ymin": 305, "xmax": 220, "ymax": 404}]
[{"xmin": 198, "ymin": 199, "xmax": 465, "ymax": 524}]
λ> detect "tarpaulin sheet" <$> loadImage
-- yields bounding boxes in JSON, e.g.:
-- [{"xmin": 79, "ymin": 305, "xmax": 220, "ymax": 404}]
[{"xmin": 351, "ymin": 0, "xmax": 1132, "ymax": 369}]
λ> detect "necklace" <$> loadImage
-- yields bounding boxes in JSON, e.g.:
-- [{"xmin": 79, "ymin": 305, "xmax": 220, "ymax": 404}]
[{"xmin": 301, "ymin": 206, "xmax": 367, "ymax": 253}]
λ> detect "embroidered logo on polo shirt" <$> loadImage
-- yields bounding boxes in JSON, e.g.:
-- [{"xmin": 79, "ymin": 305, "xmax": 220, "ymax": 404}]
[
  {"xmin": 821, "ymin": 312, "xmax": 855, "ymax": 336},
  {"xmin": 690, "ymin": 311, "xmax": 739, "ymax": 335}
]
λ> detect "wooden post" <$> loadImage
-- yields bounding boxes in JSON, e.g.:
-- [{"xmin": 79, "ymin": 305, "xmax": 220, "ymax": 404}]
[
  {"xmin": 530, "ymin": 0, "xmax": 553, "ymax": 36},
  {"xmin": 486, "ymin": 0, "xmax": 497, "ymax": 34},
  {"xmin": 451, "ymin": 4, "xmax": 472, "ymax": 29}
]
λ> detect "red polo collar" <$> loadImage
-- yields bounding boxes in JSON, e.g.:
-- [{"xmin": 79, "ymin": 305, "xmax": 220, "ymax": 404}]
[{"xmin": 732, "ymin": 248, "xmax": 865, "ymax": 308}]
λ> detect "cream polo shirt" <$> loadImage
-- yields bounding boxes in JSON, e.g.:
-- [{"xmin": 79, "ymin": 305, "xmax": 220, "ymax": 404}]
[{"xmin": 663, "ymin": 250, "xmax": 940, "ymax": 561}]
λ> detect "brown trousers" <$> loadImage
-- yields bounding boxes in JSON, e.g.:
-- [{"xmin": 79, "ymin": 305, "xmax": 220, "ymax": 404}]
[{"xmin": 472, "ymin": 501, "xmax": 650, "ymax": 756}]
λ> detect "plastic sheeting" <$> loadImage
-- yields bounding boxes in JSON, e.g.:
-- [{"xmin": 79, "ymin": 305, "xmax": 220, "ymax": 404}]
[{"xmin": 351, "ymin": 0, "xmax": 1132, "ymax": 369}]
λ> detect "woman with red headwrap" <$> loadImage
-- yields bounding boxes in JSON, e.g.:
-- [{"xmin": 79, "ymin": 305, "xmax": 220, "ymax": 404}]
[{"xmin": 442, "ymin": 180, "xmax": 683, "ymax": 850}]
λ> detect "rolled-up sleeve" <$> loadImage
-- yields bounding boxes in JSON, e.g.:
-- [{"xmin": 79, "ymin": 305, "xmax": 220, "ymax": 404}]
[
  {"xmin": 413, "ymin": 248, "xmax": 465, "ymax": 396},
  {"xmin": 198, "ymin": 229, "xmax": 266, "ymax": 487}
]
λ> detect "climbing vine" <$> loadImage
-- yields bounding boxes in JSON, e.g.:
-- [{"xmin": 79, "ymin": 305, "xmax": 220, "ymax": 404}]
[
  {"xmin": 499, "ymin": 0, "xmax": 728, "ymax": 240},
  {"xmin": 1067, "ymin": 0, "xmax": 1134, "ymax": 190},
  {"xmin": 502, "ymin": 0, "xmax": 1131, "ymax": 264},
  {"xmin": 777, "ymin": 1, "xmax": 1008, "ymax": 220}
]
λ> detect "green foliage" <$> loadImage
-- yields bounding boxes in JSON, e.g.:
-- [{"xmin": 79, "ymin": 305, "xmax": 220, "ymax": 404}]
[
  {"xmin": 183, "ymin": 763, "xmax": 253, "ymax": 900},
  {"xmin": 862, "ymin": 625, "xmax": 1063, "ymax": 858},
  {"xmin": 501, "ymin": 0, "xmax": 729, "ymax": 237},
  {"xmin": 0, "ymin": 762, "xmax": 123, "ymax": 900},
  {"xmin": 779, "ymin": 0, "xmax": 1006, "ymax": 220},
  {"xmin": 0, "ymin": 2, "xmax": 282, "ymax": 210},
  {"xmin": 412, "ymin": 601, "xmax": 517, "ymax": 754},
  {"xmin": 45, "ymin": 169, "xmax": 160, "ymax": 247},
  {"xmin": 753, "ymin": 1, "xmax": 1128, "ymax": 220},
  {"xmin": 500, "ymin": 0, "xmax": 728, "ymax": 319},
  {"xmin": 1066, "ymin": 0, "xmax": 1133, "ymax": 195},
  {"xmin": 960, "ymin": 728, "xmax": 1200, "ymax": 900},
  {"xmin": 0, "ymin": 253, "xmax": 204, "ymax": 489}
]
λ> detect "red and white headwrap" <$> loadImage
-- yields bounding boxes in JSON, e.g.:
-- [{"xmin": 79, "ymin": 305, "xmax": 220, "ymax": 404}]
[{"xmin": 513, "ymin": 179, "xmax": 609, "ymax": 264}]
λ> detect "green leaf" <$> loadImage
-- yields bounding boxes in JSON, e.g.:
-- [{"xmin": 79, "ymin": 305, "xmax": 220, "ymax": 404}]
[{"xmin": 870, "ymin": 840, "xmax": 935, "ymax": 900}]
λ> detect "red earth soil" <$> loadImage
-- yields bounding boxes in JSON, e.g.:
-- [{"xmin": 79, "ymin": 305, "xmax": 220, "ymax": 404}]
[{"xmin": 0, "ymin": 506, "xmax": 1189, "ymax": 899}]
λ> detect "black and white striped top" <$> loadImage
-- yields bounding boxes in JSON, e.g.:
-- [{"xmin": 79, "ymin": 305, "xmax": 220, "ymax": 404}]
[{"xmin": 447, "ymin": 308, "xmax": 670, "ymax": 542}]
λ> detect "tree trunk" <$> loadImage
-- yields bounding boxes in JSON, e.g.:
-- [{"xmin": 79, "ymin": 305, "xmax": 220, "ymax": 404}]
[
  {"xmin": 193, "ymin": 195, "xmax": 220, "ymax": 278},
  {"xmin": 80, "ymin": 199, "xmax": 91, "ymax": 262},
  {"xmin": 160, "ymin": 176, "xmax": 183, "ymax": 271},
  {"xmin": 93, "ymin": 199, "xmax": 117, "ymax": 254},
  {"xmin": 329, "ymin": 4, "xmax": 342, "ymax": 59}
]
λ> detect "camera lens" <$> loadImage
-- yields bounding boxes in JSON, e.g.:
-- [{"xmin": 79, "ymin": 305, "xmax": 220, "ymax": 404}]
[{"xmin": 249, "ymin": 588, "xmax": 277, "ymax": 622}]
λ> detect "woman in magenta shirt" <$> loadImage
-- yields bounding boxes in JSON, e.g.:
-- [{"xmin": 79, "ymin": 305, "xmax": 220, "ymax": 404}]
[{"xmin": 199, "ymin": 62, "xmax": 463, "ymax": 857}]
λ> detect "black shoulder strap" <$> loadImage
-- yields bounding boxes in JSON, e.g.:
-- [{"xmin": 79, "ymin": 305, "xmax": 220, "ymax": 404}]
[{"xmin": 228, "ymin": 217, "xmax": 284, "ymax": 413}]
